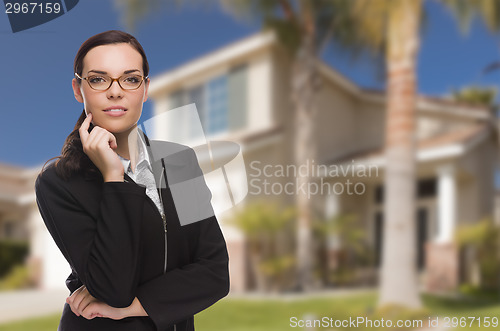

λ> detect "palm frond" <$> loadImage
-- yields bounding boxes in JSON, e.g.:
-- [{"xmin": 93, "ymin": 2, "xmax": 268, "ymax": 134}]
[
  {"xmin": 442, "ymin": 0, "xmax": 500, "ymax": 34},
  {"xmin": 483, "ymin": 61, "xmax": 500, "ymax": 74}
]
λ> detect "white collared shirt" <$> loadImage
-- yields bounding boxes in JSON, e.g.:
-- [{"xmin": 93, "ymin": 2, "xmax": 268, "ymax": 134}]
[{"xmin": 117, "ymin": 131, "xmax": 165, "ymax": 216}]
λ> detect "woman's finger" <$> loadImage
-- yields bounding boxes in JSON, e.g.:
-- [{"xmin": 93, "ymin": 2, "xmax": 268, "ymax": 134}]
[
  {"xmin": 68, "ymin": 298, "xmax": 80, "ymax": 316},
  {"xmin": 82, "ymin": 302, "xmax": 125, "ymax": 320},
  {"xmin": 71, "ymin": 293, "xmax": 85, "ymax": 316},
  {"xmin": 67, "ymin": 285, "xmax": 85, "ymax": 304},
  {"xmin": 82, "ymin": 302, "xmax": 109, "ymax": 320},
  {"xmin": 87, "ymin": 127, "xmax": 118, "ymax": 155},
  {"xmin": 76, "ymin": 294, "xmax": 94, "ymax": 316},
  {"xmin": 74, "ymin": 287, "xmax": 90, "ymax": 311},
  {"xmin": 86, "ymin": 126, "xmax": 105, "ymax": 150},
  {"xmin": 67, "ymin": 285, "xmax": 87, "ymax": 316},
  {"xmin": 81, "ymin": 302, "xmax": 99, "ymax": 320},
  {"xmin": 78, "ymin": 113, "xmax": 92, "ymax": 145},
  {"xmin": 99, "ymin": 130, "xmax": 118, "ymax": 151},
  {"xmin": 108, "ymin": 131, "xmax": 118, "ymax": 149}
]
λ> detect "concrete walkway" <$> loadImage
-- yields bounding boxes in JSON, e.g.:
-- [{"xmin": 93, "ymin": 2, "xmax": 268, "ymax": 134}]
[{"xmin": 0, "ymin": 288, "xmax": 68, "ymax": 324}]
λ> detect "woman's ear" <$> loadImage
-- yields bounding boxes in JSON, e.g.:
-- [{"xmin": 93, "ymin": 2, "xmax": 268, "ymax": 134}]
[
  {"xmin": 142, "ymin": 77, "xmax": 149, "ymax": 103},
  {"xmin": 72, "ymin": 78, "xmax": 84, "ymax": 103}
]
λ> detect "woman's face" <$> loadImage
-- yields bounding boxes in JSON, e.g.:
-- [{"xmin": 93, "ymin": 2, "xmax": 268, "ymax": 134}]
[{"xmin": 71, "ymin": 43, "xmax": 149, "ymax": 135}]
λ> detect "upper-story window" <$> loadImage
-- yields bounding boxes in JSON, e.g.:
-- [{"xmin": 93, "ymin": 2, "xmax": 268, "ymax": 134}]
[
  {"xmin": 169, "ymin": 64, "xmax": 247, "ymax": 140},
  {"xmin": 185, "ymin": 74, "xmax": 228, "ymax": 137},
  {"xmin": 207, "ymin": 75, "xmax": 228, "ymax": 135}
]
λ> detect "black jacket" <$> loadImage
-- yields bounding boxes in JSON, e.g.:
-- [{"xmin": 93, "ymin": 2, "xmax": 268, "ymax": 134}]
[{"xmin": 34, "ymin": 132, "xmax": 230, "ymax": 331}]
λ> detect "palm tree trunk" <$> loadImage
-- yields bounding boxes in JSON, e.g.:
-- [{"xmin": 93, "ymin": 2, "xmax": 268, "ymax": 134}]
[
  {"xmin": 379, "ymin": 0, "xmax": 422, "ymax": 308},
  {"xmin": 293, "ymin": 24, "xmax": 318, "ymax": 291}
]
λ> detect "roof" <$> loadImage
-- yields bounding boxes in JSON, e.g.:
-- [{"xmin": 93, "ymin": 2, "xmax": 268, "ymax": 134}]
[
  {"xmin": 148, "ymin": 32, "xmax": 276, "ymax": 97},
  {"xmin": 330, "ymin": 123, "xmax": 492, "ymax": 166},
  {"xmin": 316, "ymin": 65, "xmax": 492, "ymax": 121},
  {"xmin": 149, "ymin": 31, "xmax": 493, "ymax": 121}
]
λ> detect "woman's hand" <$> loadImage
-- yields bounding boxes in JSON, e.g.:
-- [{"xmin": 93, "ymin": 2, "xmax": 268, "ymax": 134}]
[
  {"xmin": 79, "ymin": 113, "xmax": 124, "ymax": 182},
  {"xmin": 66, "ymin": 285, "xmax": 148, "ymax": 320},
  {"xmin": 66, "ymin": 285, "xmax": 126, "ymax": 320},
  {"xmin": 80, "ymin": 301, "xmax": 127, "ymax": 320}
]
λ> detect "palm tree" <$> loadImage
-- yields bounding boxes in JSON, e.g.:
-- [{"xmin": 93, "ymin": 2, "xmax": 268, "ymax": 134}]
[
  {"xmin": 351, "ymin": 0, "xmax": 500, "ymax": 308},
  {"xmin": 349, "ymin": 0, "xmax": 423, "ymax": 308}
]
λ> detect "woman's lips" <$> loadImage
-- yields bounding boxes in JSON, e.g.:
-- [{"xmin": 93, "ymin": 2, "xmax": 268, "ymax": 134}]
[{"xmin": 103, "ymin": 108, "xmax": 127, "ymax": 117}]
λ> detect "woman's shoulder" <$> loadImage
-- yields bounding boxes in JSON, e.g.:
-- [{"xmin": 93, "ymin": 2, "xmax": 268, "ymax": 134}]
[
  {"xmin": 35, "ymin": 160, "xmax": 85, "ymax": 195},
  {"xmin": 35, "ymin": 162, "xmax": 68, "ymax": 208},
  {"xmin": 36, "ymin": 161, "xmax": 60, "ymax": 186},
  {"xmin": 35, "ymin": 159, "xmax": 103, "ymax": 216}
]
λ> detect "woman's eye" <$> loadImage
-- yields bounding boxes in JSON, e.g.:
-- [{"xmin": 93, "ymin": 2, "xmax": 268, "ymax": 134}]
[
  {"xmin": 89, "ymin": 76, "xmax": 107, "ymax": 83},
  {"xmin": 124, "ymin": 76, "xmax": 140, "ymax": 83}
]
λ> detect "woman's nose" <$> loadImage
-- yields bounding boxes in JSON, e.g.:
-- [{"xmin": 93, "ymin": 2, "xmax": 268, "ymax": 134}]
[{"xmin": 106, "ymin": 80, "xmax": 124, "ymax": 99}]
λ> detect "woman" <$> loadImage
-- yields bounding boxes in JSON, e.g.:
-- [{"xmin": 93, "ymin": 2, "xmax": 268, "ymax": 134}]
[{"xmin": 35, "ymin": 30, "xmax": 229, "ymax": 331}]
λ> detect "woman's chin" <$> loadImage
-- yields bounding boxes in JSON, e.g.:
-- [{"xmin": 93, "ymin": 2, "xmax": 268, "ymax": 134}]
[{"xmin": 107, "ymin": 125, "xmax": 138, "ymax": 137}]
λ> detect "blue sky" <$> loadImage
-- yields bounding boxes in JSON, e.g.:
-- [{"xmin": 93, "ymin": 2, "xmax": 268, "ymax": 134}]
[{"xmin": 0, "ymin": 0, "xmax": 499, "ymax": 168}]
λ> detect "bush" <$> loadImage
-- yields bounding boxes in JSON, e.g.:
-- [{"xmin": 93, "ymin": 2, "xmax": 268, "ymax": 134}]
[
  {"xmin": 313, "ymin": 213, "xmax": 373, "ymax": 286},
  {"xmin": 228, "ymin": 201, "xmax": 296, "ymax": 292},
  {"xmin": 0, "ymin": 240, "xmax": 29, "ymax": 278},
  {"xmin": 0, "ymin": 264, "xmax": 36, "ymax": 291},
  {"xmin": 455, "ymin": 218, "xmax": 500, "ymax": 291}
]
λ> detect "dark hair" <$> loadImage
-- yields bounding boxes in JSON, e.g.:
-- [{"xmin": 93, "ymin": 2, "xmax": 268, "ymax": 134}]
[{"xmin": 40, "ymin": 30, "xmax": 149, "ymax": 181}]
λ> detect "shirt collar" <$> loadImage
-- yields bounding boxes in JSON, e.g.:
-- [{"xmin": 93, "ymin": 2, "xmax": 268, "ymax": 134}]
[{"xmin": 117, "ymin": 129, "xmax": 152, "ymax": 174}]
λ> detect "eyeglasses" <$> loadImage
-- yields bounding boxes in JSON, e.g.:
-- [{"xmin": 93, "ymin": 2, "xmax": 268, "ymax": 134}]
[{"xmin": 75, "ymin": 72, "xmax": 149, "ymax": 91}]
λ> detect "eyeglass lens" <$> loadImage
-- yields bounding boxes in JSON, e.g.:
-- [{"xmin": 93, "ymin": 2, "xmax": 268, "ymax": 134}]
[{"xmin": 87, "ymin": 74, "xmax": 143, "ymax": 90}]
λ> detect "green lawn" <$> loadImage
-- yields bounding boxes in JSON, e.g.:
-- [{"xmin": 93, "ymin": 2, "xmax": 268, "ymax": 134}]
[{"xmin": 0, "ymin": 292, "xmax": 499, "ymax": 331}]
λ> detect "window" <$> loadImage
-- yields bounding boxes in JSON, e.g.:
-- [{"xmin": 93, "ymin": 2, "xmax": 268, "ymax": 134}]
[
  {"xmin": 168, "ymin": 64, "xmax": 248, "ymax": 140},
  {"xmin": 206, "ymin": 75, "xmax": 228, "ymax": 135},
  {"xmin": 179, "ymin": 74, "xmax": 228, "ymax": 138}
]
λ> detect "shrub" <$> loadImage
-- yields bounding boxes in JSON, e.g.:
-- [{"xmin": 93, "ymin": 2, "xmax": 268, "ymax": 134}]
[
  {"xmin": 0, "ymin": 240, "xmax": 29, "ymax": 278},
  {"xmin": 455, "ymin": 218, "xmax": 500, "ymax": 291},
  {"xmin": 0, "ymin": 264, "xmax": 36, "ymax": 291},
  {"xmin": 228, "ymin": 201, "xmax": 296, "ymax": 292}
]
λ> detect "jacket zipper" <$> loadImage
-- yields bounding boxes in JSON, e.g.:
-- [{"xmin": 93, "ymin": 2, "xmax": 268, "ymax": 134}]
[
  {"xmin": 124, "ymin": 167, "xmax": 168, "ymax": 274},
  {"xmin": 159, "ymin": 168, "xmax": 167, "ymax": 274},
  {"xmin": 125, "ymin": 164, "xmax": 173, "ymax": 329},
  {"xmin": 158, "ymin": 166, "xmax": 176, "ymax": 331},
  {"xmin": 158, "ymin": 167, "xmax": 174, "ymax": 331}
]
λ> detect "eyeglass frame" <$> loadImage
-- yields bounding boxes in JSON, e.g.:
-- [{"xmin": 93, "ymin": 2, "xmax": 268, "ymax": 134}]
[{"xmin": 74, "ymin": 72, "xmax": 149, "ymax": 91}]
